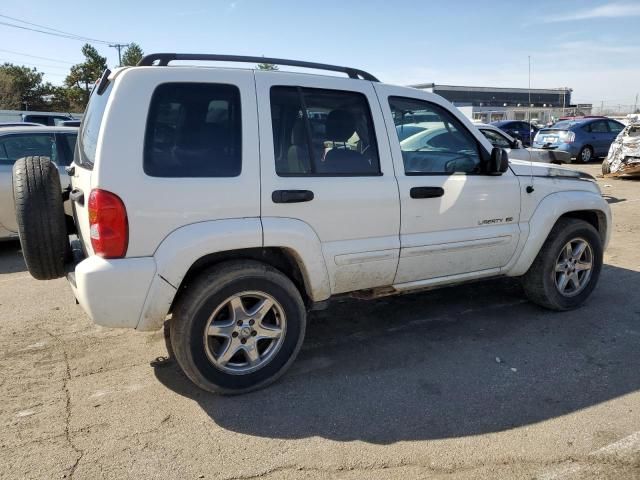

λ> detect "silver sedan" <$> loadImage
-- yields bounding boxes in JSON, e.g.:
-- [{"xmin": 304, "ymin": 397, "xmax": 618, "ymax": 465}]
[{"xmin": 0, "ymin": 126, "xmax": 77, "ymax": 240}]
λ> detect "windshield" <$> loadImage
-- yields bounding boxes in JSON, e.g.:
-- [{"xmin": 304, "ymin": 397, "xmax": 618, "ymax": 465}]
[{"xmin": 77, "ymin": 80, "xmax": 112, "ymax": 168}]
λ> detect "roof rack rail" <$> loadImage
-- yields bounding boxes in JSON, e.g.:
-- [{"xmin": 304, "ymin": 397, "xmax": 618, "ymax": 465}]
[{"xmin": 137, "ymin": 53, "xmax": 379, "ymax": 82}]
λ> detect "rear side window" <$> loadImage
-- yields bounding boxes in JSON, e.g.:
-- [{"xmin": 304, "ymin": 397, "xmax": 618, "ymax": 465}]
[
  {"xmin": 0, "ymin": 134, "xmax": 57, "ymax": 165},
  {"xmin": 270, "ymin": 86, "xmax": 380, "ymax": 176},
  {"xmin": 608, "ymin": 121, "xmax": 624, "ymax": 134},
  {"xmin": 78, "ymin": 81, "xmax": 113, "ymax": 168},
  {"xmin": 144, "ymin": 83, "xmax": 241, "ymax": 177}
]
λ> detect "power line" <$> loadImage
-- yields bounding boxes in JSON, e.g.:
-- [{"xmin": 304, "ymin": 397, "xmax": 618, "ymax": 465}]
[
  {"xmin": 0, "ymin": 48, "xmax": 75, "ymax": 64},
  {"xmin": 0, "ymin": 15, "xmax": 120, "ymax": 45},
  {"xmin": 0, "ymin": 57, "xmax": 69, "ymax": 71}
]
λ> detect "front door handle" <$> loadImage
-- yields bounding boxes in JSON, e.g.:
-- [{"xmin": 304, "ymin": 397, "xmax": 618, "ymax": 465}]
[
  {"xmin": 272, "ymin": 190, "xmax": 314, "ymax": 203},
  {"xmin": 410, "ymin": 186, "xmax": 445, "ymax": 199}
]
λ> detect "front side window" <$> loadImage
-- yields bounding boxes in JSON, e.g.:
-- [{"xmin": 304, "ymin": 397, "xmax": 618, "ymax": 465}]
[
  {"xmin": 144, "ymin": 83, "xmax": 242, "ymax": 177},
  {"xmin": 270, "ymin": 86, "xmax": 380, "ymax": 176},
  {"xmin": 0, "ymin": 134, "xmax": 57, "ymax": 165},
  {"xmin": 389, "ymin": 97, "xmax": 481, "ymax": 174},
  {"xmin": 480, "ymin": 129, "xmax": 512, "ymax": 149}
]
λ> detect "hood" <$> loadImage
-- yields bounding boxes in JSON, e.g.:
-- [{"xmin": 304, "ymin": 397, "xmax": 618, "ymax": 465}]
[{"xmin": 508, "ymin": 159, "xmax": 597, "ymax": 181}]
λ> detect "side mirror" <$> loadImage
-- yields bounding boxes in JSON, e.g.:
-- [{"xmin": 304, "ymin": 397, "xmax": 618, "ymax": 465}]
[
  {"xmin": 513, "ymin": 139, "xmax": 524, "ymax": 149},
  {"xmin": 487, "ymin": 147, "xmax": 509, "ymax": 175}
]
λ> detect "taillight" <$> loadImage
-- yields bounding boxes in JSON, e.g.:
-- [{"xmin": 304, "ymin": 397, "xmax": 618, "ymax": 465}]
[
  {"xmin": 88, "ymin": 189, "xmax": 128, "ymax": 258},
  {"xmin": 559, "ymin": 131, "xmax": 576, "ymax": 143}
]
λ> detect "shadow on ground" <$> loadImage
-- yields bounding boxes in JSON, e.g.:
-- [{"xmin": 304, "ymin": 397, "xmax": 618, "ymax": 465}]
[
  {"xmin": 0, "ymin": 240, "xmax": 26, "ymax": 274},
  {"xmin": 154, "ymin": 264, "xmax": 640, "ymax": 444}
]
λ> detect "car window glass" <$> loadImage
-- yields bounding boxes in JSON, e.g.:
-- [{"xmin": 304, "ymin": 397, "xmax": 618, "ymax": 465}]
[
  {"xmin": 0, "ymin": 134, "xmax": 57, "ymax": 165},
  {"xmin": 389, "ymin": 97, "xmax": 481, "ymax": 174},
  {"xmin": 59, "ymin": 133, "xmax": 77, "ymax": 166},
  {"xmin": 144, "ymin": 83, "xmax": 242, "ymax": 177},
  {"xmin": 480, "ymin": 129, "xmax": 512, "ymax": 149},
  {"xmin": 608, "ymin": 121, "xmax": 624, "ymax": 134},
  {"xmin": 270, "ymin": 86, "xmax": 380, "ymax": 176},
  {"xmin": 590, "ymin": 121, "xmax": 608, "ymax": 133}
]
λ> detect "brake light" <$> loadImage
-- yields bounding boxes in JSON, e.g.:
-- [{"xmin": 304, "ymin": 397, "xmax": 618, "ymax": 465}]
[{"xmin": 88, "ymin": 189, "xmax": 128, "ymax": 258}]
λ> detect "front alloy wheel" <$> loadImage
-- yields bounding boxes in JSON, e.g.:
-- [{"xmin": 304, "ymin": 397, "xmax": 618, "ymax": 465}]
[{"xmin": 554, "ymin": 238, "xmax": 593, "ymax": 297}]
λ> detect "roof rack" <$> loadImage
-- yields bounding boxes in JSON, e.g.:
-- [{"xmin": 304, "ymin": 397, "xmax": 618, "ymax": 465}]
[{"xmin": 137, "ymin": 53, "xmax": 379, "ymax": 82}]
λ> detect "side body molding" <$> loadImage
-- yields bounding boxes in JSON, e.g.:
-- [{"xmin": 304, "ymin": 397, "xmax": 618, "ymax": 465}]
[{"xmin": 505, "ymin": 190, "xmax": 611, "ymax": 277}]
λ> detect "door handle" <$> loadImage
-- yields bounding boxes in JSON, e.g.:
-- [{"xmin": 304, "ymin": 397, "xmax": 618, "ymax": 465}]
[
  {"xmin": 272, "ymin": 190, "xmax": 314, "ymax": 203},
  {"xmin": 69, "ymin": 188, "xmax": 84, "ymax": 206},
  {"xmin": 410, "ymin": 186, "xmax": 445, "ymax": 199}
]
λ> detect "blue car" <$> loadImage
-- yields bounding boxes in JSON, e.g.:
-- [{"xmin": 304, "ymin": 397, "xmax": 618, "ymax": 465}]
[
  {"xmin": 533, "ymin": 117, "xmax": 625, "ymax": 163},
  {"xmin": 490, "ymin": 120, "xmax": 538, "ymax": 146}
]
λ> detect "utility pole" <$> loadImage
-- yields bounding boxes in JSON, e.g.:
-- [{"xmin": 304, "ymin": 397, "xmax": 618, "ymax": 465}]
[
  {"xmin": 600, "ymin": 100, "xmax": 604, "ymax": 115},
  {"xmin": 109, "ymin": 43, "xmax": 130, "ymax": 66},
  {"xmin": 634, "ymin": 93, "xmax": 638, "ymax": 113}
]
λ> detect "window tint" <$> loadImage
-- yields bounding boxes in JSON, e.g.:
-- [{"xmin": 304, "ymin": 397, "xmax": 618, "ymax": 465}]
[
  {"xmin": 389, "ymin": 97, "xmax": 481, "ymax": 174},
  {"xmin": 270, "ymin": 86, "xmax": 380, "ymax": 176},
  {"xmin": 0, "ymin": 134, "xmax": 57, "ymax": 165},
  {"xmin": 144, "ymin": 83, "xmax": 242, "ymax": 177},
  {"xmin": 78, "ymin": 81, "xmax": 112, "ymax": 168},
  {"xmin": 608, "ymin": 120, "xmax": 624, "ymax": 134},
  {"xmin": 480, "ymin": 128, "xmax": 512, "ymax": 148},
  {"xmin": 58, "ymin": 133, "xmax": 77, "ymax": 166},
  {"xmin": 589, "ymin": 121, "xmax": 608, "ymax": 133}
]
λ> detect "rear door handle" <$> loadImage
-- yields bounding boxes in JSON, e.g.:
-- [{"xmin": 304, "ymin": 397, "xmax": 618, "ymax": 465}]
[
  {"xmin": 272, "ymin": 190, "xmax": 314, "ymax": 203},
  {"xmin": 69, "ymin": 188, "xmax": 84, "ymax": 206},
  {"xmin": 410, "ymin": 186, "xmax": 445, "ymax": 199}
]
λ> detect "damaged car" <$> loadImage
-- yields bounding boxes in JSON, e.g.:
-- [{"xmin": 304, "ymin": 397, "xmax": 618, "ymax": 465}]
[{"xmin": 602, "ymin": 119, "xmax": 640, "ymax": 177}]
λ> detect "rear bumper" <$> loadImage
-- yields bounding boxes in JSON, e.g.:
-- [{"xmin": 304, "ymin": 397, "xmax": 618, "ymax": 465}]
[
  {"xmin": 68, "ymin": 256, "xmax": 157, "ymax": 329},
  {"xmin": 532, "ymin": 143, "xmax": 580, "ymax": 158}
]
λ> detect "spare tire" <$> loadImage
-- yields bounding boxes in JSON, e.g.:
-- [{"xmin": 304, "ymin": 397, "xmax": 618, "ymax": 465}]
[{"xmin": 12, "ymin": 156, "xmax": 68, "ymax": 280}]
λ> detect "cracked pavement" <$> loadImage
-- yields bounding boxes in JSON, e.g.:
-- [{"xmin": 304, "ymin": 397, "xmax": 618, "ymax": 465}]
[{"xmin": 1, "ymin": 163, "xmax": 639, "ymax": 479}]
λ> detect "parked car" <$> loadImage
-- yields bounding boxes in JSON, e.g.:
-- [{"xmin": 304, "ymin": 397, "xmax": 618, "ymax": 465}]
[
  {"xmin": 0, "ymin": 126, "xmax": 77, "ymax": 239},
  {"xmin": 13, "ymin": 54, "xmax": 610, "ymax": 395},
  {"xmin": 490, "ymin": 120, "xmax": 539, "ymax": 146},
  {"xmin": 602, "ymin": 119, "xmax": 640, "ymax": 177},
  {"xmin": 476, "ymin": 123, "xmax": 571, "ymax": 163},
  {"xmin": 21, "ymin": 113, "xmax": 75, "ymax": 126},
  {"xmin": 533, "ymin": 117, "xmax": 625, "ymax": 163}
]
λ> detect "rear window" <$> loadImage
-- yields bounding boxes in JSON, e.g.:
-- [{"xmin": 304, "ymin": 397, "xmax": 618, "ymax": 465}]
[
  {"xmin": 77, "ymin": 81, "xmax": 113, "ymax": 168},
  {"xmin": 144, "ymin": 83, "xmax": 241, "ymax": 177}
]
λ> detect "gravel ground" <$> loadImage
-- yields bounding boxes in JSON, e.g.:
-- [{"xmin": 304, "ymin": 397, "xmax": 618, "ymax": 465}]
[{"xmin": 0, "ymin": 163, "xmax": 639, "ymax": 480}]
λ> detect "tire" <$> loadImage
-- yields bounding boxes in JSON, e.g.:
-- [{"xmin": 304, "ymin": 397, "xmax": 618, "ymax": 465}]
[
  {"xmin": 12, "ymin": 156, "xmax": 68, "ymax": 280},
  {"xmin": 576, "ymin": 145, "xmax": 593, "ymax": 164},
  {"xmin": 521, "ymin": 218, "xmax": 603, "ymax": 311},
  {"xmin": 601, "ymin": 161, "xmax": 611, "ymax": 175},
  {"xmin": 170, "ymin": 260, "xmax": 307, "ymax": 394}
]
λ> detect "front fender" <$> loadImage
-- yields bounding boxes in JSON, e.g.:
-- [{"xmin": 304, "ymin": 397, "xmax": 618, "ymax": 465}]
[{"xmin": 507, "ymin": 190, "xmax": 611, "ymax": 277}]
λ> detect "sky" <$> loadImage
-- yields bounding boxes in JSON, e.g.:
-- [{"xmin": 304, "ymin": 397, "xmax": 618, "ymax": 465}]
[{"xmin": 1, "ymin": 0, "xmax": 639, "ymax": 108}]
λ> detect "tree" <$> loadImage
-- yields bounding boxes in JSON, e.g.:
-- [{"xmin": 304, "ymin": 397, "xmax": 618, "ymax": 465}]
[
  {"xmin": 121, "ymin": 43, "xmax": 144, "ymax": 66},
  {"xmin": 65, "ymin": 43, "xmax": 108, "ymax": 110},
  {"xmin": 0, "ymin": 63, "xmax": 48, "ymax": 110},
  {"xmin": 0, "ymin": 71, "xmax": 20, "ymax": 109},
  {"xmin": 256, "ymin": 62, "xmax": 279, "ymax": 71}
]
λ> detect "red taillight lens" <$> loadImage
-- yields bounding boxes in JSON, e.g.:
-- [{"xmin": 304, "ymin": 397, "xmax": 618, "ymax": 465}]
[{"xmin": 88, "ymin": 189, "xmax": 128, "ymax": 258}]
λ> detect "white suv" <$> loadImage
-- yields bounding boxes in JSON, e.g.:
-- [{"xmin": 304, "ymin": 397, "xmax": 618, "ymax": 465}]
[{"xmin": 12, "ymin": 54, "xmax": 611, "ymax": 394}]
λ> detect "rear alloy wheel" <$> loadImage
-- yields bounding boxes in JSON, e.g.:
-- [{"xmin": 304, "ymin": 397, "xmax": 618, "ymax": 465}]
[
  {"xmin": 170, "ymin": 260, "xmax": 306, "ymax": 394},
  {"xmin": 577, "ymin": 145, "xmax": 593, "ymax": 163}
]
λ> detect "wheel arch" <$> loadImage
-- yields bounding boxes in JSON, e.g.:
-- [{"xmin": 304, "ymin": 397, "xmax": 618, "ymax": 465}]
[{"xmin": 507, "ymin": 191, "xmax": 611, "ymax": 277}]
